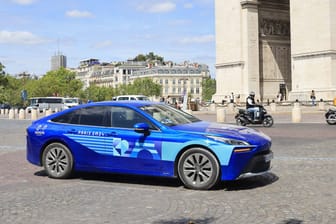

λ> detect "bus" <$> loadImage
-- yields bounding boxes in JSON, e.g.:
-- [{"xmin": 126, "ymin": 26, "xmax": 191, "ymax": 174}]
[{"xmin": 27, "ymin": 97, "xmax": 67, "ymax": 113}]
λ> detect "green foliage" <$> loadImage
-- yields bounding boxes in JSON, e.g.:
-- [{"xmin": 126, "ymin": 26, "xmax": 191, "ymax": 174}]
[
  {"xmin": 202, "ymin": 77, "xmax": 216, "ymax": 101},
  {"xmin": 83, "ymin": 85, "xmax": 114, "ymax": 102},
  {"xmin": 0, "ymin": 62, "xmax": 5, "ymax": 75},
  {"xmin": 128, "ymin": 78, "xmax": 161, "ymax": 96},
  {"xmin": 133, "ymin": 52, "xmax": 164, "ymax": 62},
  {"xmin": 33, "ymin": 68, "xmax": 83, "ymax": 97}
]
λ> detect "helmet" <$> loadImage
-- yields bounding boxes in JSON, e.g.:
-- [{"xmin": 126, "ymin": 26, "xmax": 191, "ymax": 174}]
[{"xmin": 249, "ymin": 91, "xmax": 255, "ymax": 96}]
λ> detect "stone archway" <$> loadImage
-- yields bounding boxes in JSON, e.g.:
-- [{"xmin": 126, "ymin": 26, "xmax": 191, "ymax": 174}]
[
  {"xmin": 213, "ymin": 0, "xmax": 336, "ymax": 103},
  {"xmin": 259, "ymin": 0, "xmax": 291, "ymax": 101}
]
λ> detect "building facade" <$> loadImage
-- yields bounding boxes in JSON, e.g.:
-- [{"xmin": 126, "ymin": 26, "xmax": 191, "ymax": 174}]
[
  {"xmin": 74, "ymin": 59, "xmax": 210, "ymax": 102},
  {"xmin": 213, "ymin": 0, "xmax": 336, "ymax": 103},
  {"xmin": 51, "ymin": 53, "xmax": 67, "ymax": 71},
  {"xmin": 132, "ymin": 62, "xmax": 209, "ymax": 103}
]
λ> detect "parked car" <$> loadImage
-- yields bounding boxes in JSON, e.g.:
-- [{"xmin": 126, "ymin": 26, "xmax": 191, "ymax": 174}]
[
  {"xmin": 0, "ymin": 103, "xmax": 11, "ymax": 109},
  {"xmin": 26, "ymin": 101, "xmax": 273, "ymax": 190},
  {"xmin": 112, "ymin": 95, "xmax": 150, "ymax": 101}
]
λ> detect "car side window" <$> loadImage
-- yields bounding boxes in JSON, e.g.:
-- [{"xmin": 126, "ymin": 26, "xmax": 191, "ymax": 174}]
[
  {"xmin": 111, "ymin": 106, "xmax": 156, "ymax": 129},
  {"xmin": 52, "ymin": 106, "xmax": 111, "ymax": 127}
]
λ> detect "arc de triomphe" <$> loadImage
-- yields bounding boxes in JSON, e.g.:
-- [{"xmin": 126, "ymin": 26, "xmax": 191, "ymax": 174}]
[{"xmin": 213, "ymin": 0, "xmax": 336, "ymax": 103}]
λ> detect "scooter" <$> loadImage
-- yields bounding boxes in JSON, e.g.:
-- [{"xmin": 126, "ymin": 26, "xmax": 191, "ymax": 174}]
[
  {"xmin": 235, "ymin": 105, "xmax": 274, "ymax": 127},
  {"xmin": 325, "ymin": 107, "xmax": 336, "ymax": 125}
]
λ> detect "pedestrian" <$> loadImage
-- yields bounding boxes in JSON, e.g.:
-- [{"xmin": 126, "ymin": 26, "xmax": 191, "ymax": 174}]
[
  {"xmin": 277, "ymin": 92, "xmax": 282, "ymax": 103},
  {"xmin": 230, "ymin": 92, "xmax": 234, "ymax": 103},
  {"xmin": 236, "ymin": 94, "xmax": 240, "ymax": 105},
  {"xmin": 310, "ymin": 90, "xmax": 316, "ymax": 106}
]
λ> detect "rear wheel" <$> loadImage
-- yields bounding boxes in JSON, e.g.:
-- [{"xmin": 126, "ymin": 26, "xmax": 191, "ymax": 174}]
[
  {"xmin": 177, "ymin": 148, "xmax": 220, "ymax": 190},
  {"xmin": 42, "ymin": 143, "xmax": 73, "ymax": 179},
  {"xmin": 263, "ymin": 116, "xmax": 274, "ymax": 127},
  {"xmin": 326, "ymin": 113, "xmax": 336, "ymax": 125}
]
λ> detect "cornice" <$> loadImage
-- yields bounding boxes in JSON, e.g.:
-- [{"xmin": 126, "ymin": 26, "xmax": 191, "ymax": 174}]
[{"xmin": 241, "ymin": 0, "xmax": 260, "ymax": 9}]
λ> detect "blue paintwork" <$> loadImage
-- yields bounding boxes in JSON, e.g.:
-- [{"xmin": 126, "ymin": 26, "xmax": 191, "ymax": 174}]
[{"xmin": 26, "ymin": 101, "xmax": 272, "ymax": 181}]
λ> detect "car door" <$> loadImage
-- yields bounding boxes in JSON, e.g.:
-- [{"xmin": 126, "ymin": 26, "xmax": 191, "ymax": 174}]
[
  {"xmin": 53, "ymin": 106, "xmax": 112, "ymax": 168},
  {"xmin": 106, "ymin": 106, "xmax": 165, "ymax": 175}
]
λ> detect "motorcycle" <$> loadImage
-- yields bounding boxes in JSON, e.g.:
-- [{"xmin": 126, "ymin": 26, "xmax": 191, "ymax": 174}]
[
  {"xmin": 325, "ymin": 107, "xmax": 336, "ymax": 125},
  {"xmin": 235, "ymin": 105, "xmax": 274, "ymax": 127}
]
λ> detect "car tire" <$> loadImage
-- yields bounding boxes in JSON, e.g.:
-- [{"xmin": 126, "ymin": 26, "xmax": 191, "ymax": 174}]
[
  {"xmin": 42, "ymin": 143, "xmax": 73, "ymax": 179},
  {"xmin": 326, "ymin": 113, "xmax": 336, "ymax": 125},
  {"xmin": 177, "ymin": 148, "xmax": 220, "ymax": 190}
]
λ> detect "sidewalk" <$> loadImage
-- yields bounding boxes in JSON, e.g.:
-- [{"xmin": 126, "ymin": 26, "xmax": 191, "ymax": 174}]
[{"xmin": 192, "ymin": 103, "xmax": 330, "ymax": 124}]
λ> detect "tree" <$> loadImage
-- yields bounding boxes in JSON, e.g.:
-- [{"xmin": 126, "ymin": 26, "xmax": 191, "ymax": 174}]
[
  {"xmin": 133, "ymin": 52, "xmax": 164, "ymax": 63},
  {"xmin": 202, "ymin": 77, "xmax": 216, "ymax": 101},
  {"xmin": 32, "ymin": 68, "xmax": 83, "ymax": 97},
  {"xmin": 129, "ymin": 78, "xmax": 161, "ymax": 97},
  {"xmin": 0, "ymin": 62, "xmax": 5, "ymax": 75},
  {"xmin": 83, "ymin": 85, "xmax": 113, "ymax": 102}
]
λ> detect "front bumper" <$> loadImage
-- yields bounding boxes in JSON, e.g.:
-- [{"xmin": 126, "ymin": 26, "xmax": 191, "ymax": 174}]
[
  {"xmin": 237, "ymin": 150, "xmax": 273, "ymax": 179},
  {"xmin": 220, "ymin": 145, "xmax": 273, "ymax": 181}
]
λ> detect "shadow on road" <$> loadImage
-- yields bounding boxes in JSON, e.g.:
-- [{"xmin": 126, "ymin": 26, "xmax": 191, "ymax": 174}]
[{"xmin": 34, "ymin": 170, "xmax": 278, "ymax": 191}]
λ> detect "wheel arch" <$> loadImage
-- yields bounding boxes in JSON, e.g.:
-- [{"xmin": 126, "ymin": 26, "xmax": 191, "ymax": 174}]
[
  {"xmin": 173, "ymin": 144, "xmax": 221, "ymax": 177},
  {"xmin": 39, "ymin": 138, "xmax": 74, "ymax": 166}
]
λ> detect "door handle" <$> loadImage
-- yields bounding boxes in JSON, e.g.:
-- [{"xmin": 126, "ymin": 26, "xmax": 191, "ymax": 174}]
[
  {"xmin": 67, "ymin": 129, "xmax": 77, "ymax": 134},
  {"xmin": 106, "ymin": 132, "xmax": 118, "ymax": 137}
]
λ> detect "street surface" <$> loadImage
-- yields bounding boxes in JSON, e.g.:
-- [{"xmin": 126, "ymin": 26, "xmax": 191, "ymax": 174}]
[{"xmin": 0, "ymin": 113, "xmax": 335, "ymax": 224}]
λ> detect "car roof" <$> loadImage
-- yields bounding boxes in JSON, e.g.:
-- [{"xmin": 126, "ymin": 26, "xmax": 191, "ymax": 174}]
[
  {"xmin": 84, "ymin": 100, "xmax": 158, "ymax": 107},
  {"xmin": 116, "ymin": 95, "xmax": 148, "ymax": 97}
]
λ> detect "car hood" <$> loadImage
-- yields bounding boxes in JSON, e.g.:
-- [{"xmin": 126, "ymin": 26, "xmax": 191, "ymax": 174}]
[{"xmin": 170, "ymin": 121, "xmax": 271, "ymax": 145}]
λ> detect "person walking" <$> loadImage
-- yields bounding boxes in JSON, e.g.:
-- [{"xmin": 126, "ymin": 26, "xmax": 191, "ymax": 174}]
[{"xmin": 310, "ymin": 90, "xmax": 316, "ymax": 106}]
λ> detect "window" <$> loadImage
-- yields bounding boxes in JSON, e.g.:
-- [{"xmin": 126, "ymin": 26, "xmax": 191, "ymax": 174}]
[
  {"xmin": 111, "ymin": 107, "xmax": 154, "ymax": 129},
  {"xmin": 52, "ymin": 106, "xmax": 110, "ymax": 127}
]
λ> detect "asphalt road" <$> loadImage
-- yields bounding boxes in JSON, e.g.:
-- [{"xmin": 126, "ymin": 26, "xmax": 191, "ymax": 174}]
[{"xmin": 0, "ymin": 118, "xmax": 336, "ymax": 224}]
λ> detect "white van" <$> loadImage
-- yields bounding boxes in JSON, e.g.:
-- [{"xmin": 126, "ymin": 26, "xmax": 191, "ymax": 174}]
[
  {"xmin": 63, "ymin": 97, "xmax": 81, "ymax": 109},
  {"xmin": 112, "ymin": 95, "xmax": 150, "ymax": 101}
]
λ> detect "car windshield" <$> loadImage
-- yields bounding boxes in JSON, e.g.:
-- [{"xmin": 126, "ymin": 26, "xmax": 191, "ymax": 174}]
[
  {"xmin": 65, "ymin": 98, "xmax": 78, "ymax": 103},
  {"xmin": 139, "ymin": 104, "xmax": 201, "ymax": 126}
]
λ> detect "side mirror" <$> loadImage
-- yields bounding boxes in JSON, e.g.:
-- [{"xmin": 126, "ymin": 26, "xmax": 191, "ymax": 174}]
[{"xmin": 134, "ymin": 123, "xmax": 150, "ymax": 134}]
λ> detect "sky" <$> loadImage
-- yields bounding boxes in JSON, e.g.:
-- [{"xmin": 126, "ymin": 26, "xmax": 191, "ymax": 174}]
[{"xmin": 0, "ymin": 0, "xmax": 215, "ymax": 77}]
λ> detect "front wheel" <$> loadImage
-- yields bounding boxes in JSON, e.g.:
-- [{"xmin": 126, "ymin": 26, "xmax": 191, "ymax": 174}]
[
  {"xmin": 263, "ymin": 116, "xmax": 274, "ymax": 127},
  {"xmin": 326, "ymin": 113, "xmax": 336, "ymax": 125},
  {"xmin": 177, "ymin": 148, "xmax": 220, "ymax": 190},
  {"xmin": 42, "ymin": 143, "xmax": 74, "ymax": 179},
  {"xmin": 236, "ymin": 117, "xmax": 247, "ymax": 126}
]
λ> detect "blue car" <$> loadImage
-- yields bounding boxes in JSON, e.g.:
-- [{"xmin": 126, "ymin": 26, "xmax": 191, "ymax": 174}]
[{"xmin": 26, "ymin": 101, "xmax": 273, "ymax": 190}]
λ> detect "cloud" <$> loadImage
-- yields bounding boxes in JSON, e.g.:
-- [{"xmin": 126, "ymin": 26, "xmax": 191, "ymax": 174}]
[
  {"xmin": 137, "ymin": 2, "xmax": 176, "ymax": 13},
  {"xmin": 66, "ymin": 10, "xmax": 93, "ymax": 18},
  {"xmin": 178, "ymin": 34, "xmax": 215, "ymax": 44},
  {"xmin": 11, "ymin": 0, "xmax": 37, "ymax": 5},
  {"xmin": 0, "ymin": 30, "xmax": 49, "ymax": 45},
  {"xmin": 92, "ymin": 40, "xmax": 113, "ymax": 49}
]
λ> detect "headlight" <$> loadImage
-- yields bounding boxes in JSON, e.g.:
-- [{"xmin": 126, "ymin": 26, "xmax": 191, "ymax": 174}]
[{"xmin": 206, "ymin": 135, "xmax": 249, "ymax": 145}]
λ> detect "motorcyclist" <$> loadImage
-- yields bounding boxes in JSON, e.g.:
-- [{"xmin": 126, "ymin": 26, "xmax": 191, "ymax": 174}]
[{"xmin": 246, "ymin": 91, "xmax": 259, "ymax": 121}]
